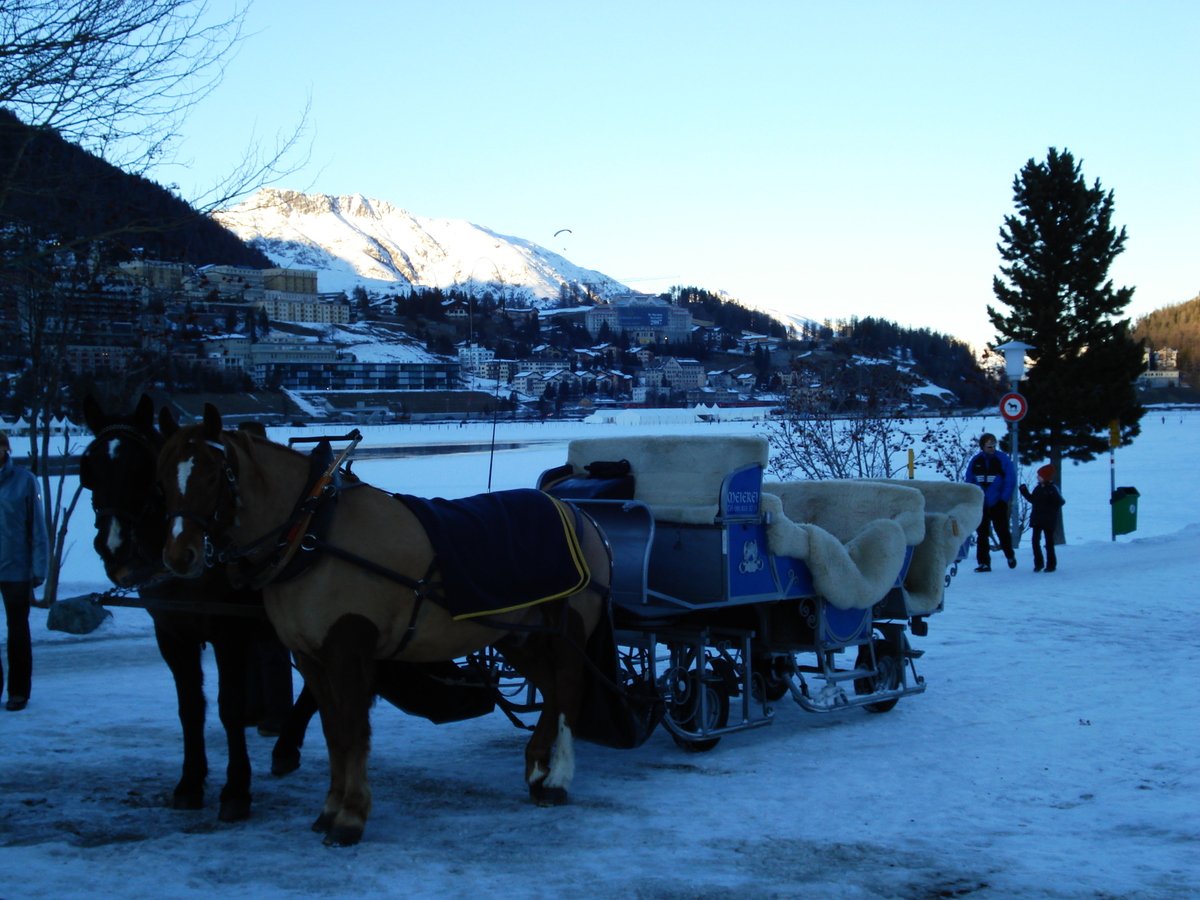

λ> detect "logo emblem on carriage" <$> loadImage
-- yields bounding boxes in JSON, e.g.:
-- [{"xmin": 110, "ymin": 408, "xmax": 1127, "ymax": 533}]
[{"xmin": 738, "ymin": 540, "xmax": 765, "ymax": 574}]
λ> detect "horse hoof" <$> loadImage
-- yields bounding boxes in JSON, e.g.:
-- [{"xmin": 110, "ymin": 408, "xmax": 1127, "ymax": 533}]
[
  {"xmin": 218, "ymin": 798, "xmax": 251, "ymax": 822},
  {"xmin": 172, "ymin": 792, "xmax": 205, "ymax": 811},
  {"xmin": 529, "ymin": 783, "xmax": 569, "ymax": 807},
  {"xmin": 271, "ymin": 751, "xmax": 301, "ymax": 777},
  {"xmin": 323, "ymin": 824, "xmax": 363, "ymax": 847},
  {"xmin": 312, "ymin": 812, "xmax": 335, "ymax": 834}
]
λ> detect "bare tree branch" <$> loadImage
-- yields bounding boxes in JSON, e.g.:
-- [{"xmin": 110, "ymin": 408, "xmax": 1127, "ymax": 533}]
[
  {"xmin": 186, "ymin": 90, "xmax": 313, "ymax": 213},
  {"xmin": 765, "ymin": 359, "xmax": 976, "ymax": 482},
  {"xmin": 1, "ymin": 0, "xmax": 248, "ymax": 170}
]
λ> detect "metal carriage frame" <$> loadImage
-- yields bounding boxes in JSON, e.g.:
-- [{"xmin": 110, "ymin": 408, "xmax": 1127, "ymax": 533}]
[{"xmin": 547, "ymin": 458, "xmax": 957, "ymax": 751}]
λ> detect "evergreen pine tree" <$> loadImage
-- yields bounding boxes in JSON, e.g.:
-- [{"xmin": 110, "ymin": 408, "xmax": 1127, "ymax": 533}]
[{"xmin": 989, "ymin": 148, "xmax": 1145, "ymax": 486}]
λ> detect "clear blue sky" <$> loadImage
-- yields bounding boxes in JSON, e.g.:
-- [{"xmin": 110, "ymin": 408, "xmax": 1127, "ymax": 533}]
[{"xmin": 162, "ymin": 0, "xmax": 1199, "ymax": 347}]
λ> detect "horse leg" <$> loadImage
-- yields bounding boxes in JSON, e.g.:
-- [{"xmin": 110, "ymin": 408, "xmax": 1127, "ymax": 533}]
[
  {"xmin": 501, "ymin": 608, "xmax": 591, "ymax": 807},
  {"xmin": 298, "ymin": 614, "xmax": 378, "ymax": 847},
  {"xmin": 528, "ymin": 703, "xmax": 573, "ymax": 807},
  {"xmin": 153, "ymin": 615, "xmax": 208, "ymax": 810},
  {"xmin": 211, "ymin": 634, "xmax": 253, "ymax": 821},
  {"xmin": 271, "ymin": 683, "xmax": 316, "ymax": 777},
  {"xmin": 292, "ymin": 654, "xmax": 343, "ymax": 834},
  {"xmin": 508, "ymin": 648, "xmax": 565, "ymax": 805}
]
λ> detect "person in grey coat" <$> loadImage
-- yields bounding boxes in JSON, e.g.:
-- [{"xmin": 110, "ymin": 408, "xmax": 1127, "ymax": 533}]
[{"xmin": 0, "ymin": 432, "xmax": 49, "ymax": 711}]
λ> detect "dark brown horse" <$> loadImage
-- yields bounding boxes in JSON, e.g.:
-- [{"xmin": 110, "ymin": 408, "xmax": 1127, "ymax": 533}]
[
  {"xmin": 80, "ymin": 395, "xmax": 308, "ymax": 821},
  {"xmin": 155, "ymin": 403, "xmax": 610, "ymax": 846}
]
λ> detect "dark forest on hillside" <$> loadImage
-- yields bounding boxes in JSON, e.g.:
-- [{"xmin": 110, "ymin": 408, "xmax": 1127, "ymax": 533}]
[
  {"xmin": 666, "ymin": 286, "xmax": 790, "ymax": 339},
  {"xmin": 1133, "ymin": 294, "xmax": 1200, "ymax": 377},
  {"xmin": 0, "ymin": 108, "xmax": 270, "ymax": 267},
  {"xmin": 836, "ymin": 315, "xmax": 1000, "ymax": 408}
]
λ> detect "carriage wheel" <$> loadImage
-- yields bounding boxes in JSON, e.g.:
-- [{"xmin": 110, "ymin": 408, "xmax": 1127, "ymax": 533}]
[
  {"xmin": 670, "ymin": 674, "xmax": 730, "ymax": 753},
  {"xmin": 853, "ymin": 639, "xmax": 901, "ymax": 713},
  {"xmin": 751, "ymin": 653, "xmax": 791, "ymax": 702}
]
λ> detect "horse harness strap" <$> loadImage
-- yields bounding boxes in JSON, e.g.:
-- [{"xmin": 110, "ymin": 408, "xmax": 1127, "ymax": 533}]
[
  {"xmin": 232, "ymin": 440, "xmax": 342, "ymax": 589},
  {"xmin": 87, "ymin": 422, "xmax": 161, "ymax": 456},
  {"xmin": 208, "ymin": 436, "xmax": 360, "ymax": 590},
  {"xmin": 84, "ymin": 423, "xmax": 162, "ymax": 517},
  {"xmin": 300, "ymin": 535, "xmax": 441, "ymax": 653}
]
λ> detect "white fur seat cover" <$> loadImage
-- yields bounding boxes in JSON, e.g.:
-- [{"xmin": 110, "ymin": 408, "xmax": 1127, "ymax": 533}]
[
  {"xmin": 560, "ymin": 436, "xmax": 979, "ymax": 614},
  {"xmin": 859, "ymin": 480, "xmax": 984, "ymax": 615},
  {"xmin": 761, "ymin": 481, "xmax": 925, "ymax": 610},
  {"xmin": 565, "ymin": 435, "xmax": 769, "ymax": 524}
]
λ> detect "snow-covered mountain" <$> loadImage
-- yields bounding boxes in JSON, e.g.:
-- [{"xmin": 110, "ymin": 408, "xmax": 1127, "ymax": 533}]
[{"xmin": 213, "ymin": 188, "xmax": 631, "ymax": 305}]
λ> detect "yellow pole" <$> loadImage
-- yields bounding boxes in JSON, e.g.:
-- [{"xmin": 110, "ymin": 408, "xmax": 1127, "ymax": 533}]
[{"xmin": 907, "ymin": 448, "xmax": 915, "ymax": 479}]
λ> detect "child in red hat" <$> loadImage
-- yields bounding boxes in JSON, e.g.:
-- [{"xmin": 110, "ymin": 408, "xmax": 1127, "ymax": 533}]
[{"xmin": 1019, "ymin": 465, "xmax": 1066, "ymax": 571}]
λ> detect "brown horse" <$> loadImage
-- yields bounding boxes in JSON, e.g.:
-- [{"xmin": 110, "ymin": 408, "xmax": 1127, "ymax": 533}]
[{"xmin": 156, "ymin": 403, "xmax": 610, "ymax": 846}]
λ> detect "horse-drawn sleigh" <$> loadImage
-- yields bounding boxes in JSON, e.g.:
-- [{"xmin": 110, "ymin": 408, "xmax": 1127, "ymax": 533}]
[{"xmin": 79, "ymin": 398, "xmax": 983, "ymax": 846}]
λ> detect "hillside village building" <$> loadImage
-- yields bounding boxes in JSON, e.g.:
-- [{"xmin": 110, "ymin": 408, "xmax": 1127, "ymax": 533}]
[
  {"xmin": 1139, "ymin": 347, "xmax": 1181, "ymax": 389},
  {"xmin": 458, "ymin": 343, "xmax": 495, "ymax": 374},
  {"xmin": 118, "ymin": 259, "xmax": 185, "ymax": 292},
  {"xmin": 585, "ymin": 294, "xmax": 692, "ymax": 345},
  {"xmin": 118, "ymin": 261, "xmax": 347, "ymax": 324},
  {"xmin": 33, "ymin": 259, "xmax": 346, "ymax": 380},
  {"xmin": 12, "ymin": 250, "xmax": 778, "ymax": 411},
  {"xmin": 261, "ymin": 360, "xmax": 459, "ymax": 392}
]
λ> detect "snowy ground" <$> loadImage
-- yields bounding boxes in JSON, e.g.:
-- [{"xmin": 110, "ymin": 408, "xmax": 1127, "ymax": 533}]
[{"xmin": 1, "ymin": 412, "xmax": 1198, "ymax": 899}]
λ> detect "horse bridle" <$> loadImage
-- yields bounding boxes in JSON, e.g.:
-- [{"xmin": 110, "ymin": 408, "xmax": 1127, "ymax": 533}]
[
  {"xmin": 164, "ymin": 435, "xmax": 244, "ymax": 566},
  {"xmin": 82, "ymin": 423, "xmax": 167, "ymax": 569}
]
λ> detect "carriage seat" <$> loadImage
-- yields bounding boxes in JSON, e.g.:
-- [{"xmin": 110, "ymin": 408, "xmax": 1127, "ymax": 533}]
[
  {"xmin": 760, "ymin": 480, "xmax": 926, "ymax": 611},
  {"xmin": 858, "ymin": 480, "xmax": 984, "ymax": 615},
  {"xmin": 564, "ymin": 434, "xmax": 769, "ymax": 525}
]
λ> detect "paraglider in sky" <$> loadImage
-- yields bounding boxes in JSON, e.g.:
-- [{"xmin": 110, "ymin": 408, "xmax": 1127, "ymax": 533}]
[{"xmin": 553, "ymin": 229, "xmax": 572, "ymax": 237}]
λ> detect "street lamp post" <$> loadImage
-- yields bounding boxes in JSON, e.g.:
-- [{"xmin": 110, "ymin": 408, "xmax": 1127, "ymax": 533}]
[{"xmin": 995, "ymin": 340, "xmax": 1035, "ymax": 549}]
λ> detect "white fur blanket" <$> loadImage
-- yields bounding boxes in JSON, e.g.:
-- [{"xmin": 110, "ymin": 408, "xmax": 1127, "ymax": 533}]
[
  {"xmin": 560, "ymin": 436, "xmax": 981, "ymax": 615},
  {"xmin": 761, "ymin": 481, "xmax": 925, "ymax": 610},
  {"xmin": 566, "ymin": 435, "xmax": 769, "ymax": 524},
  {"xmin": 858, "ymin": 480, "xmax": 984, "ymax": 615}
]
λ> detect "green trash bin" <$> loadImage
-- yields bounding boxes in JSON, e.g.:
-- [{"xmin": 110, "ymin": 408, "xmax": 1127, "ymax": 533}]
[{"xmin": 1111, "ymin": 486, "xmax": 1139, "ymax": 536}]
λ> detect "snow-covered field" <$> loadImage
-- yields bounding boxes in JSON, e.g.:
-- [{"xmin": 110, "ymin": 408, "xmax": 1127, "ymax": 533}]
[{"xmin": 2, "ymin": 411, "xmax": 1198, "ymax": 899}]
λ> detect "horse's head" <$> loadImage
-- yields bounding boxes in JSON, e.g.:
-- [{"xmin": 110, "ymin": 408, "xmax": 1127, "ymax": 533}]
[
  {"xmin": 157, "ymin": 403, "xmax": 240, "ymax": 579},
  {"xmin": 81, "ymin": 394, "xmax": 165, "ymax": 586}
]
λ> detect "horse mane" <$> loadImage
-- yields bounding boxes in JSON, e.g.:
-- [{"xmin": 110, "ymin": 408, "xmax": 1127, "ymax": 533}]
[
  {"xmin": 222, "ymin": 427, "xmax": 363, "ymax": 485},
  {"xmin": 169, "ymin": 419, "xmax": 363, "ymax": 500},
  {"xmin": 218, "ymin": 425, "xmax": 307, "ymax": 485},
  {"xmin": 222, "ymin": 425, "xmax": 300, "ymax": 458}
]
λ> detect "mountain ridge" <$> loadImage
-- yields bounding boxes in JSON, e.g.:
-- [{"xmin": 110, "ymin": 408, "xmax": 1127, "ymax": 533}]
[{"xmin": 214, "ymin": 188, "xmax": 632, "ymax": 306}]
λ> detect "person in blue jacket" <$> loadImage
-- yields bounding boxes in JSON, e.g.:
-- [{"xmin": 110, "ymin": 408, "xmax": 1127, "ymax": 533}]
[
  {"xmin": 0, "ymin": 432, "xmax": 49, "ymax": 711},
  {"xmin": 964, "ymin": 432, "xmax": 1016, "ymax": 572}
]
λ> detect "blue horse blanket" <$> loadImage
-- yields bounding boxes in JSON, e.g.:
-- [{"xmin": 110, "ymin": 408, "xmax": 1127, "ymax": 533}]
[{"xmin": 394, "ymin": 488, "xmax": 590, "ymax": 620}]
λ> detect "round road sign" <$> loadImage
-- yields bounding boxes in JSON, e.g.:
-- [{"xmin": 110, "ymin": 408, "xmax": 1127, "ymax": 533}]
[{"xmin": 1000, "ymin": 392, "xmax": 1028, "ymax": 422}]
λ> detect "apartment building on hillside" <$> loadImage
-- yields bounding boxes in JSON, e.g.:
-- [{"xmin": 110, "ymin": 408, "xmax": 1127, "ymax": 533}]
[{"xmin": 584, "ymin": 294, "xmax": 692, "ymax": 345}]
